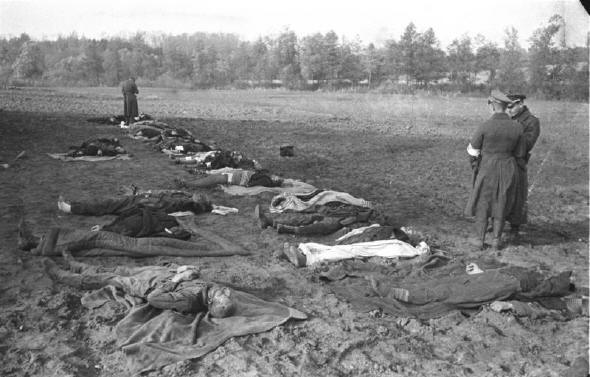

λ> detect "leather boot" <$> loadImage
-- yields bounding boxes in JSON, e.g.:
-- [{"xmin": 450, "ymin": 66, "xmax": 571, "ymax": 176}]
[
  {"xmin": 506, "ymin": 224, "xmax": 520, "ymax": 243},
  {"xmin": 466, "ymin": 217, "xmax": 487, "ymax": 250},
  {"xmin": 492, "ymin": 219, "xmax": 505, "ymax": 250},
  {"xmin": 276, "ymin": 224, "xmax": 298, "ymax": 234}
]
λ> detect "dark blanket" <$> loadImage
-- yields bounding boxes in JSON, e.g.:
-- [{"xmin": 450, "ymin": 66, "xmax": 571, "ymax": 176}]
[
  {"xmin": 319, "ymin": 258, "xmax": 572, "ymax": 319},
  {"xmin": 82, "ymin": 287, "xmax": 306, "ymax": 374}
]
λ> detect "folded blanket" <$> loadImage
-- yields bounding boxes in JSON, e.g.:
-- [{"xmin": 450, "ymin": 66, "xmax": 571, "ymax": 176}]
[
  {"xmin": 47, "ymin": 153, "xmax": 130, "ymax": 162},
  {"xmin": 82, "ymin": 285, "xmax": 306, "ymax": 374}
]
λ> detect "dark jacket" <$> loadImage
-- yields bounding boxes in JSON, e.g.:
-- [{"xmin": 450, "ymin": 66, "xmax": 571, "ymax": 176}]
[
  {"xmin": 121, "ymin": 79, "xmax": 139, "ymax": 96},
  {"xmin": 511, "ymin": 106, "xmax": 540, "ymax": 162}
]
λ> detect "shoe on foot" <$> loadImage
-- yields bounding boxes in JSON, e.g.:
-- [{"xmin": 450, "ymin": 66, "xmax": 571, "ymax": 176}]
[
  {"xmin": 17, "ymin": 219, "xmax": 39, "ymax": 251},
  {"xmin": 505, "ymin": 230, "xmax": 520, "ymax": 244},
  {"xmin": 390, "ymin": 287, "xmax": 410, "ymax": 302},
  {"xmin": 35, "ymin": 228, "xmax": 60, "ymax": 256},
  {"xmin": 283, "ymin": 243, "xmax": 307, "ymax": 267},
  {"xmin": 491, "ymin": 238, "xmax": 503, "ymax": 251},
  {"xmin": 254, "ymin": 205, "xmax": 272, "ymax": 229},
  {"xmin": 41, "ymin": 257, "xmax": 60, "ymax": 278},
  {"xmin": 57, "ymin": 196, "xmax": 71, "ymax": 213}
]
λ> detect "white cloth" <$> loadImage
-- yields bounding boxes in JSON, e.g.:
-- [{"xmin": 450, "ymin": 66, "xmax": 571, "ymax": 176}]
[
  {"xmin": 270, "ymin": 190, "xmax": 372, "ymax": 214},
  {"xmin": 335, "ymin": 224, "xmax": 382, "ymax": 243},
  {"xmin": 168, "ymin": 211, "xmax": 195, "ymax": 217},
  {"xmin": 297, "ymin": 239, "xmax": 428, "ymax": 266},
  {"xmin": 173, "ymin": 150, "xmax": 218, "ymax": 162},
  {"xmin": 211, "ymin": 205, "xmax": 239, "ymax": 215}
]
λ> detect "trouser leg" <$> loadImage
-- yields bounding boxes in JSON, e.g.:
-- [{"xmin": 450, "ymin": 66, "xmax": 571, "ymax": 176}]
[
  {"xmin": 186, "ymin": 174, "xmax": 228, "ymax": 188},
  {"xmin": 280, "ymin": 218, "xmax": 343, "ymax": 236},
  {"xmin": 71, "ymin": 196, "xmax": 134, "ymax": 216},
  {"xmin": 46, "ymin": 261, "xmax": 120, "ymax": 290}
]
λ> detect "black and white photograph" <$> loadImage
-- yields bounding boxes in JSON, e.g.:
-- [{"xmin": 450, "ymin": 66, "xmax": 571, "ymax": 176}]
[{"xmin": 0, "ymin": 0, "xmax": 589, "ymax": 376}]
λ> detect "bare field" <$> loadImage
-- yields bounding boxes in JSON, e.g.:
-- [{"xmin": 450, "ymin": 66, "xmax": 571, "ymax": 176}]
[{"xmin": 0, "ymin": 87, "xmax": 588, "ymax": 377}]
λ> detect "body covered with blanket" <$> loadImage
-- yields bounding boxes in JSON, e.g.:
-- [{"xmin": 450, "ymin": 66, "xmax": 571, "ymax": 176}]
[{"xmin": 44, "ymin": 257, "xmax": 306, "ymax": 374}]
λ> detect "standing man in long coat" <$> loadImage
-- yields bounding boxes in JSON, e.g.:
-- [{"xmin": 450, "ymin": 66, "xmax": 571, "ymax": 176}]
[
  {"xmin": 506, "ymin": 93, "xmax": 541, "ymax": 240},
  {"xmin": 122, "ymin": 76, "xmax": 139, "ymax": 125},
  {"xmin": 465, "ymin": 90, "xmax": 527, "ymax": 250}
]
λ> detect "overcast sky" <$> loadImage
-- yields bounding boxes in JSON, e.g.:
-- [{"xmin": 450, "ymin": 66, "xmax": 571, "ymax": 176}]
[{"xmin": 0, "ymin": 0, "xmax": 588, "ymax": 48}]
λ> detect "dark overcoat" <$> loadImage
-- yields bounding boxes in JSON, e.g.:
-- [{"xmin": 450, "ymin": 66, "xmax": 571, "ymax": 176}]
[
  {"xmin": 510, "ymin": 106, "xmax": 540, "ymax": 225},
  {"xmin": 122, "ymin": 79, "xmax": 139, "ymax": 121},
  {"xmin": 465, "ymin": 113, "xmax": 527, "ymax": 223}
]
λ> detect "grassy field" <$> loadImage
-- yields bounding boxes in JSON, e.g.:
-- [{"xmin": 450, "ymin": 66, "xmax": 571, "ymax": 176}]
[{"xmin": 0, "ymin": 87, "xmax": 588, "ymax": 376}]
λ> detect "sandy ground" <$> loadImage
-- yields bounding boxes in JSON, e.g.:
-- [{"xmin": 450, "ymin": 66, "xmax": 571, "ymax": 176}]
[{"xmin": 0, "ymin": 87, "xmax": 588, "ymax": 377}]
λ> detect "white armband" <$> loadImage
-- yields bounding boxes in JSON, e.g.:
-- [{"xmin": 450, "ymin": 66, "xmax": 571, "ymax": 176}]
[{"xmin": 467, "ymin": 143, "xmax": 481, "ymax": 157}]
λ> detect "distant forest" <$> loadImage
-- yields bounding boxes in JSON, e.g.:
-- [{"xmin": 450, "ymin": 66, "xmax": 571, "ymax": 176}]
[{"xmin": 1, "ymin": 14, "xmax": 588, "ymax": 100}]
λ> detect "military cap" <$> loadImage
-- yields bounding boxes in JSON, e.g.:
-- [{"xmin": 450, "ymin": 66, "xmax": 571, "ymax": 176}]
[
  {"xmin": 488, "ymin": 89, "xmax": 512, "ymax": 104},
  {"xmin": 506, "ymin": 93, "xmax": 526, "ymax": 102}
]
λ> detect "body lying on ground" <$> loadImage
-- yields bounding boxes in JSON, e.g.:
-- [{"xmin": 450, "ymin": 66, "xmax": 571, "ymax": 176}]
[
  {"xmin": 279, "ymin": 224, "xmax": 430, "ymax": 267},
  {"xmin": 18, "ymin": 222, "xmax": 250, "ymax": 257},
  {"xmin": 176, "ymin": 169, "xmax": 283, "ymax": 189},
  {"xmin": 369, "ymin": 264, "xmax": 574, "ymax": 317},
  {"xmin": 179, "ymin": 150, "xmax": 258, "ymax": 170},
  {"xmin": 319, "ymin": 257, "xmax": 580, "ymax": 319},
  {"xmin": 58, "ymin": 190, "xmax": 211, "ymax": 217},
  {"xmin": 40, "ymin": 254, "xmax": 305, "ymax": 374},
  {"xmin": 66, "ymin": 137, "xmax": 126, "ymax": 157},
  {"xmin": 86, "ymin": 113, "xmax": 152, "ymax": 125},
  {"xmin": 57, "ymin": 191, "xmax": 212, "ymax": 238},
  {"xmin": 255, "ymin": 200, "xmax": 378, "ymax": 236},
  {"xmin": 44, "ymin": 253, "xmax": 235, "ymax": 317}
]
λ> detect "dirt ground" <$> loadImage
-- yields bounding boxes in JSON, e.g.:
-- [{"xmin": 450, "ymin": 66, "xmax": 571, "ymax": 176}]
[{"xmin": 0, "ymin": 87, "xmax": 588, "ymax": 377}]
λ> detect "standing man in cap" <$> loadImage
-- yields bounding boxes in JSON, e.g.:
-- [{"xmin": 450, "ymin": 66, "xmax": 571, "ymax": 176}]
[
  {"xmin": 465, "ymin": 90, "xmax": 527, "ymax": 250},
  {"xmin": 121, "ymin": 76, "xmax": 139, "ymax": 126},
  {"xmin": 506, "ymin": 93, "xmax": 540, "ymax": 240}
]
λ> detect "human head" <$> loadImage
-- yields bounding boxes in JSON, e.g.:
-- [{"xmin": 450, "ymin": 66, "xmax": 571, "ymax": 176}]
[
  {"xmin": 207, "ymin": 286, "xmax": 236, "ymax": 318},
  {"xmin": 506, "ymin": 93, "xmax": 526, "ymax": 117},
  {"xmin": 487, "ymin": 89, "xmax": 511, "ymax": 113}
]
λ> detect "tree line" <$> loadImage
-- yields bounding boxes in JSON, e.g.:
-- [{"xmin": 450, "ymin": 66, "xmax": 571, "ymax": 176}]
[{"xmin": 1, "ymin": 15, "xmax": 587, "ymax": 100}]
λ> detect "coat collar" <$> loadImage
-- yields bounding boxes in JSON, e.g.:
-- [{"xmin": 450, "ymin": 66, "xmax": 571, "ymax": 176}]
[
  {"xmin": 491, "ymin": 112, "xmax": 510, "ymax": 120},
  {"xmin": 512, "ymin": 106, "xmax": 531, "ymax": 120}
]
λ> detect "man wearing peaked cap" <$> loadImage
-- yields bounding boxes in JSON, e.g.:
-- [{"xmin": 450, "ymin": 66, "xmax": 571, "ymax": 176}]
[
  {"xmin": 488, "ymin": 89, "xmax": 513, "ymax": 104},
  {"xmin": 505, "ymin": 92, "xmax": 541, "ymax": 240},
  {"xmin": 507, "ymin": 93, "xmax": 527, "ymax": 102},
  {"xmin": 464, "ymin": 90, "xmax": 527, "ymax": 250}
]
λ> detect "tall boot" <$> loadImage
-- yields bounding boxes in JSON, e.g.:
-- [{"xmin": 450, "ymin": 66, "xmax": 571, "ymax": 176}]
[
  {"xmin": 476, "ymin": 217, "xmax": 488, "ymax": 248},
  {"xmin": 507, "ymin": 224, "xmax": 520, "ymax": 243},
  {"xmin": 276, "ymin": 224, "xmax": 298, "ymax": 234},
  {"xmin": 466, "ymin": 217, "xmax": 487, "ymax": 250},
  {"xmin": 492, "ymin": 219, "xmax": 505, "ymax": 250}
]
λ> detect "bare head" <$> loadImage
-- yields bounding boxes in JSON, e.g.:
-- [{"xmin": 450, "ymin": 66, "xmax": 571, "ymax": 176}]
[{"xmin": 207, "ymin": 286, "xmax": 236, "ymax": 318}]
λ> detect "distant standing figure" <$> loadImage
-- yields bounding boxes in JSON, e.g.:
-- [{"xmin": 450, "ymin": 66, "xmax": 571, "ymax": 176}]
[
  {"xmin": 465, "ymin": 90, "xmax": 527, "ymax": 250},
  {"xmin": 505, "ymin": 93, "xmax": 540, "ymax": 240},
  {"xmin": 122, "ymin": 77, "xmax": 139, "ymax": 125}
]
